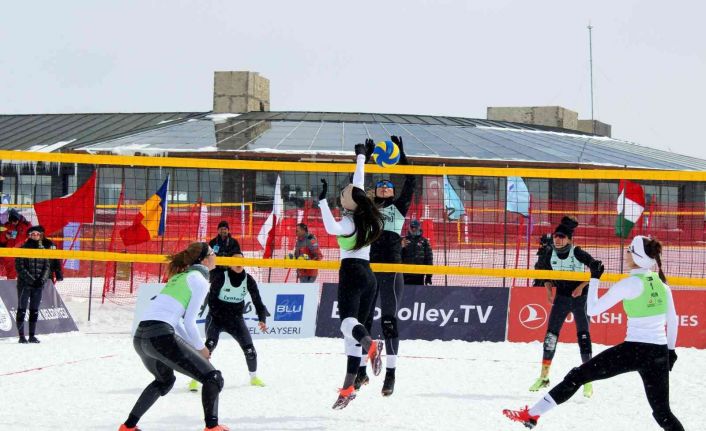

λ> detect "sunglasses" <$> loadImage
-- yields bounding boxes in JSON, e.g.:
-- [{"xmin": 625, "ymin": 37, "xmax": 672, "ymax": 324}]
[
  {"xmin": 375, "ymin": 180, "xmax": 394, "ymax": 189},
  {"xmin": 626, "ymin": 245, "xmax": 643, "ymax": 258}
]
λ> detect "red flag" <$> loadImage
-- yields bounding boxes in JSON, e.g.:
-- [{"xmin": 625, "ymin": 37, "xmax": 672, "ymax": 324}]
[
  {"xmin": 262, "ymin": 214, "xmax": 277, "ymax": 259},
  {"xmin": 34, "ymin": 171, "xmax": 97, "ymax": 235}
]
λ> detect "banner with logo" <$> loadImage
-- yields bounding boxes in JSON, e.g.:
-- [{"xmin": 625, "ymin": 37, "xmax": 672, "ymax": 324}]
[
  {"xmin": 133, "ymin": 282, "xmax": 318, "ymax": 339},
  {"xmin": 507, "ymin": 286, "xmax": 706, "ymax": 348},
  {"xmin": 315, "ymin": 283, "xmax": 509, "ymax": 342},
  {"xmin": 0, "ymin": 280, "xmax": 78, "ymax": 338}
]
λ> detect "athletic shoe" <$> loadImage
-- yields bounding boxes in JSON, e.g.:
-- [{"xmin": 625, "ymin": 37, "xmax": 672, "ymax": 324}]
[
  {"xmin": 28, "ymin": 336, "xmax": 40, "ymax": 343},
  {"xmin": 502, "ymin": 406, "xmax": 539, "ymax": 429},
  {"xmin": 381, "ymin": 370, "xmax": 395, "ymax": 397},
  {"xmin": 583, "ymin": 382, "xmax": 593, "ymax": 398},
  {"xmin": 353, "ymin": 368, "xmax": 369, "ymax": 390},
  {"xmin": 250, "ymin": 376, "xmax": 266, "ymax": 387},
  {"xmin": 118, "ymin": 425, "xmax": 141, "ymax": 431},
  {"xmin": 18, "ymin": 335, "xmax": 28, "ymax": 344},
  {"xmin": 367, "ymin": 340, "xmax": 384, "ymax": 376},
  {"xmin": 332, "ymin": 386, "xmax": 356, "ymax": 410},
  {"xmin": 529, "ymin": 376, "xmax": 550, "ymax": 392},
  {"xmin": 204, "ymin": 425, "xmax": 230, "ymax": 431},
  {"xmin": 188, "ymin": 379, "xmax": 199, "ymax": 392}
]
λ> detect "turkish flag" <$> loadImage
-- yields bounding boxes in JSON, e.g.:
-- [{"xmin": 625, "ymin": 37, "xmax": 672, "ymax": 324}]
[{"xmin": 34, "ymin": 171, "xmax": 97, "ymax": 234}]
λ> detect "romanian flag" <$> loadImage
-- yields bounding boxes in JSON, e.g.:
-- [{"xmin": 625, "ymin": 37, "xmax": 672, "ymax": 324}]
[{"xmin": 120, "ymin": 177, "xmax": 169, "ymax": 246}]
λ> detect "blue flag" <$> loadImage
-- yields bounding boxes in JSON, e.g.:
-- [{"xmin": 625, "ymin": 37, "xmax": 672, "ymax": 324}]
[
  {"xmin": 506, "ymin": 176, "xmax": 530, "ymax": 217},
  {"xmin": 443, "ymin": 175, "xmax": 464, "ymax": 221}
]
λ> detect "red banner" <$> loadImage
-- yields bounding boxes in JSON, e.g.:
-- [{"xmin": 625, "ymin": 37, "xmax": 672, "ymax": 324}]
[{"xmin": 507, "ymin": 287, "xmax": 706, "ymax": 348}]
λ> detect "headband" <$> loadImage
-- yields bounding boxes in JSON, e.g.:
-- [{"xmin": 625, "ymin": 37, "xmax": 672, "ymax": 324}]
[{"xmin": 629, "ymin": 235, "xmax": 657, "ymax": 269}]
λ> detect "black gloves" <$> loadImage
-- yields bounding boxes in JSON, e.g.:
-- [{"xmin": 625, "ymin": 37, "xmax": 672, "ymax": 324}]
[
  {"xmin": 318, "ymin": 179, "xmax": 328, "ymax": 201},
  {"xmin": 589, "ymin": 260, "xmax": 604, "ymax": 279},
  {"xmin": 55, "ymin": 271, "xmax": 64, "ymax": 282},
  {"xmin": 391, "ymin": 135, "xmax": 408, "ymax": 164},
  {"xmin": 354, "ymin": 143, "xmax": 367, "ymax": 156},
  {"xmin": 424, "ymin": 274, "xmax": 432, "ymax": 286},
  {"xmin": 355, "ymin": 139, "xmax": 376, "ymax": 163},
  {"xmin": 668, "ymin": 349, "xmax": 677, "ymax": 371},
  {"xmin": 34, "ymin": 278, "xmax": 45, "ymax": 288}
]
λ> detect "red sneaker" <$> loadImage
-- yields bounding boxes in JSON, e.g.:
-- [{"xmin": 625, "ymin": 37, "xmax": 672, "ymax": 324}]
[
  {"xmin": 502, "ymin": 406, "xmax": 539, "ymax": 429},
  {"xmin": 367, "ymin": 340, "xmax": 384, "ymax": 376},
  {"xmin": 332, "ymin": 385, "xmax": 357, "ymax": 410},
  {"xmin": 204, "ymin": 425, "xmax": 230, "ymax": 431},
  {"xmin": 118, "ymin": 425, "xmax": 141, "ymax": 431}
]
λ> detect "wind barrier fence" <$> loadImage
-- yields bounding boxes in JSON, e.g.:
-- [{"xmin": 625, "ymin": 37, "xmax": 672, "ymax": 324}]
[{"xmin": 1, "ymin": 150, "xmax": 705, "ymax": 306}]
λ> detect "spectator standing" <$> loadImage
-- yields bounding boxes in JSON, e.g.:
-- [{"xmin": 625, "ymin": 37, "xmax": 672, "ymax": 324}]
[
  {"xmin": 14, "ymin": 226, "xmax": 52, "ymax": 343},
  {"xmin": 400, "ymin": 220, "xmax": 433, "ymax": 286},
  {"xmin": 293, "ymin": 223, "xmax": 323, "ymax": 283},
  {"xmin": 1, "ymin": 209, "xmax": 31, "ymax": 279}
]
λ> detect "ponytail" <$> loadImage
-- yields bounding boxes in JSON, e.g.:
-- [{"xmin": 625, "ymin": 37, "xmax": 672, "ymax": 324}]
[
  {"xmin": 342, "ymin": 187, "xmax": 383, "ymax": 250},
  {"xmin": 166, "ymin": 242, "xmax": 208, "ymax": 279},
  {"xmin": 643, "ymin": 237, "xmax": 667, "ymax": 283}
]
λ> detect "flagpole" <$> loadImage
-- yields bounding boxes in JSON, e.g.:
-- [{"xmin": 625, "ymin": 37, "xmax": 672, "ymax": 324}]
[
  {"xmin": 619, "ymin": 168, "xmax": 627, "ymax": 273},
  {"xmin": 502, "ymin": 177, "xmax": 508, "ymax": 288},
  {"xmin": 87, "ymin": 167, "xmax": 99, "ymax": 322}
]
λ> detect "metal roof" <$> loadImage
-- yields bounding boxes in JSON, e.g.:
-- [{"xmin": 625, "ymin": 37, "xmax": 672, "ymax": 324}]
[
  {"xmin": 3, "ymin": 111, "xmax": 706, "ymax": 171},
  {"xmin": 0, "ymin": 112, "xmax": 206, "ymax": 151}
]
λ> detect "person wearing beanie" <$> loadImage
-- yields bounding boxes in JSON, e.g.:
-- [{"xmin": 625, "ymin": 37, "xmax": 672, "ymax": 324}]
[
  {"xmin": 401, "ymin": 220, "xmax": 434, "ymax": 286},
  {"xmin": 505, "ymin": 236, "xmax": 683, "ymax": 431},
  {"xmin": 529, "ymin": 216, "xmax": 602, "ymax": 398},
  {"xmin": 14, "ymin": 225, "xmax": 52, "ymax": 343},
  {"xmin": 1, "ymin": 208, "xmax": 31, "ymax": 279}
]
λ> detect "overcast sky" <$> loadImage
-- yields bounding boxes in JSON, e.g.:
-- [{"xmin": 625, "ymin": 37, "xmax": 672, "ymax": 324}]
[{"xmin": 2, "ymin": 1, "xmax": 705, "ymax": 159}]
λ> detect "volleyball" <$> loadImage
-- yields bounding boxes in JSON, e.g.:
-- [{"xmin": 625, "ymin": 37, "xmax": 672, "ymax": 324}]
[{"xmin": 372, "ymin": 140, "xmax": 400, "ymax": 167}]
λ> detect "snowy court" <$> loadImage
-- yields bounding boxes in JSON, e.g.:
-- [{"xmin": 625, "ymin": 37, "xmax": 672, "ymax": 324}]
[{"xmin": 1, "ymin": 298, "xmax": 703, "ymax": 431}]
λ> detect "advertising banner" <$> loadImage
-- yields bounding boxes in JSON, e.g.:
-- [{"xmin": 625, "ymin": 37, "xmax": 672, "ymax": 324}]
[
  {"xmin": 316, "ymin": 283, "xmax": 509, "ymax": 342},
  {"xmin": 507, "ymin": 286, "xmax": 706, "ymax": 348},
  {"xmin": 133, "ymin": 281, "xmax": 318, "ymax": 339},
  {"xmin": 0, "ymin": 280, "xmax": 78, "ymax": 338}
]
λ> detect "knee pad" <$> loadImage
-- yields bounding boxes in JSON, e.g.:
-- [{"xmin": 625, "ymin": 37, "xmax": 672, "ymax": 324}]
[
  {"xmin": 344, "ymin": 336, "xmax": 361, "ymax": 357},
  {"xmin": 543, "ymin": 332, "xmax": 558, "ymax": 352},
  {"xmin": 156, "ymin": 374, "xmax": 176, "ymax": 396},
  {"xmin": 563, "ymin": 367, "xmax": 585, "ymax": 390},
  {"xmin": 340, "ymin": 317, "xmax": 359, "ymax": 338},
  {"xmin": 28, "ymin": 310, "xmax": 39, "ymax": 323},
  {"xmin": 243, "ymin": 344, "xmax": 257, "ymax": 361},
  {"xmin": 204, "ymin": 370, "xmax": 224, "ymax": 392},
  {"xmin": 577, "ymin": 331, "xmax": 592, "ymax": 354},
  {"xmin": 205, "ymin": 338, "xmax": 218, "ymax": 352},
  {"xmin": 381, "ymin": 315, "xmax": 398, "ymax": 339}
]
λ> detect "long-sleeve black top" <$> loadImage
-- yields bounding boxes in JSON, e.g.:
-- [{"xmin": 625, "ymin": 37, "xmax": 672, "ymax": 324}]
[
  {"xmin": 535, "ymin": 245, "xmax": 596, "ymax": 297},
  {"xmin": 370, "ymin": 174, "xmax": 417, "ymax": 264},
  {"xmin": 207, "ymin": 269, "xmax": 269, "ymax": 324}
]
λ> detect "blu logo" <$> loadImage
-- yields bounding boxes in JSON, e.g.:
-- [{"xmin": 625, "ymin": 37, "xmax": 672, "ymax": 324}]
[{"xmin": 274, "ymin": 294, "xmax": 304, "ymax": 321}]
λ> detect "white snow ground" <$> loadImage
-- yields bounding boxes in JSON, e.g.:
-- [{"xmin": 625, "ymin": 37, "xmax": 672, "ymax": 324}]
[{"xmin": 1, "ymin": 298, "xmax": 704, "ymax": 431}]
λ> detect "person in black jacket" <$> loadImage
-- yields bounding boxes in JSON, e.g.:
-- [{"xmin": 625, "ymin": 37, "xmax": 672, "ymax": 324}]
[
  {"xmin": 401, "ymin": 220, "xmax": 433, "ymax": 285},
  {"xmin": 529, "ymin": 216, "xmax": 602, "ymax": 398},
  {"xmin": 190, "ymin": 252, "xmax": 270, "ymax": 391},
  {"xmin": 359, "ymin": 135, "xmax": 416, "ymax": 397},
  {"xmin": 14, "ymin": 225, "xmax": 52, "ymax": 343},
  {"xmin": 208, "ymin": 220, "xmax": 242, "ymax": 283}
]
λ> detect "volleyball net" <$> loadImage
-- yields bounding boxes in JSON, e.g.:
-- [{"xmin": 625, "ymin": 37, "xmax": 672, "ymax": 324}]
[{"xmin": 1, "ymin": 150, "xmax": 705, "ymax": 305}]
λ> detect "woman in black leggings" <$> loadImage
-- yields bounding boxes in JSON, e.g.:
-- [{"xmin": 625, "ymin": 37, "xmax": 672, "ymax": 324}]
[
  {"xmin": 504, "ymin": 235, "xmax": 683, "ymax": 431},
  {"xmin": 119, "ymin": 242, "xmax": 231, "ymax": 431},
  {"xmin": 319, "ymin": 141, "xmax": 384, "ymax": 409}
]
